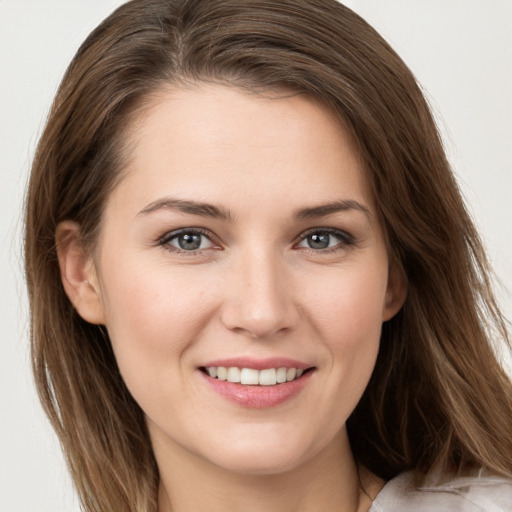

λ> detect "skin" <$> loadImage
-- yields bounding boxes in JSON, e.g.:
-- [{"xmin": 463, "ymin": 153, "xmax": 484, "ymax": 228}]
[{"xmin": 57, "ymin": 84, "xmax": 406, "ymax": 511}]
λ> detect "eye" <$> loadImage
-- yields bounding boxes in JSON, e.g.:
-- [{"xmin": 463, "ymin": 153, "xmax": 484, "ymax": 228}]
[
  {"xmin": 160, "ymin": 229, "xmax": 215, "ymax": 252},
  {"xmin": 296, "ymin": 229, "xmax": 353, "ymax": 251}
]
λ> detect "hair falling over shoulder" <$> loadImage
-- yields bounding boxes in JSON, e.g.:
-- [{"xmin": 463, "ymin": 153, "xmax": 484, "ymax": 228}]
[{"xmin": 24, "ymin": 0, "xmax": 512, "ymax": 510}]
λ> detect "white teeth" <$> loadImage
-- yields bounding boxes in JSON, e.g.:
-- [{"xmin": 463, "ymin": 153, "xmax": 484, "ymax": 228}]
[
  {"xmin": 227, "ymin": 367, "xmax": 241, "ymax": 383},
  {"xmin": 286, "ymin": 368, "xmax": 297, "ymax": 381},
  {"xmin": 240, "ymin": 368, "xmax": 259, "ymax": 385},
  {"xmin": 205, "ymin": 366, "xmax": 307, "ymax": 386},
  {"xmin": 259, "ymin": 368, "xmax": 277, "ymax": 386},
  {"xmin": 276, "ymin": 367, "xmax": 287, "ymax": 383}
]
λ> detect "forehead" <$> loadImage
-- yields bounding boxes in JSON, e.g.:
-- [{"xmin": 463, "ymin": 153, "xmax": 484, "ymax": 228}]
[{"xmin": 108, "ymin": 84, "xmax": 373, "ymax": 218}]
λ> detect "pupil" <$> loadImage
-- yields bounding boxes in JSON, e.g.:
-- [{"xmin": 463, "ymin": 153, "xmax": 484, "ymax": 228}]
[
  {"xmin": 309, "ymin": 233, "xmax": 330, "ymax": 249},
  {"xmin": 179, "ymin": 233, "xmax": 201, "ymax": 250}
]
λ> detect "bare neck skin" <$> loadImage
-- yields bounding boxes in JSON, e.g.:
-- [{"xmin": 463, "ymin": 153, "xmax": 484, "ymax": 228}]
[{"xmin": 154, "ymin": 427, "xmax": 383, "ymax": 512}]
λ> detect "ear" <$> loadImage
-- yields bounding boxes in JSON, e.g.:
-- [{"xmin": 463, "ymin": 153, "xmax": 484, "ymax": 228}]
[
  {"xmin": 55, "ymin": 221, "xmax": 106, "ymax": 325},
  {"xmin": 382, "ymin": 263, "xmax": 407, "ymax": 322}
]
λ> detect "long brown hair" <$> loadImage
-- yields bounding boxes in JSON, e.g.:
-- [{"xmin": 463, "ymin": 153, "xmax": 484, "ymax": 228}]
[{"xmin": 25, "ymin": 0, "xmax": 512, "ymax": 510}]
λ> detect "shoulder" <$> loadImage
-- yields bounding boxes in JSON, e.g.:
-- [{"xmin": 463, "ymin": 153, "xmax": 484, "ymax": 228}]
[{"xmin": 369, "ymin": 469, "xmax": 512, "ymax": 512}]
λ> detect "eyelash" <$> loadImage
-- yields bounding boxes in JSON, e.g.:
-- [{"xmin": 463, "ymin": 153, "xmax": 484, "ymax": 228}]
[
  {"xmin": 295, "ymin": 227, "xmax": 355, "ymax": 254},
  {"xmin": 158, "ymin": 228, "xmax": 218, "ymax": 254},
  {"xmin": 157, "ymin": 227, "xmax": 355, "ymax": 254}
]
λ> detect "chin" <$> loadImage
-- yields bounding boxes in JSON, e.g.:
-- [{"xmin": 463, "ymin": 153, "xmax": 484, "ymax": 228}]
[
  {"xmin": 199, "ymin": 426, "xmax": 324, "ymax": 476},
  {"xmin": 210, "ymin": 448, "xmax": 307, "ymax": 476}
]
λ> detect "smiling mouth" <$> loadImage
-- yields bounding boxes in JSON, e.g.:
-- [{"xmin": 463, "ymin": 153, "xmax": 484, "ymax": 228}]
[{"xmin": 200, "ymin": 366, "xmax": 314, "ymax": 386}]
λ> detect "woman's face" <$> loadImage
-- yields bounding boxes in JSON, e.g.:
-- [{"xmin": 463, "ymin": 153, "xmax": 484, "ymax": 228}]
[{"xmin": 85, "ymin": 85, "xmax": 404, "ymax": 474}]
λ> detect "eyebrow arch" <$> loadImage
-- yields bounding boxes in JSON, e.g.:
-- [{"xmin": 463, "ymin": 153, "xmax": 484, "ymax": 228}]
[
  {"xmin": 137, "ymin": 197, "xmax": 233, "ymax": 221},
  {"xmin": 294, "ymin": 200, "xmax": 371, "ymax": 220}
]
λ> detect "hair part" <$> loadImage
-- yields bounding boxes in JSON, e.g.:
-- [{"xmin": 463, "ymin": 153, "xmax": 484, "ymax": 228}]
[{"xmin": 25, "ymin": 1, "xmax": 512, "ymax": 510}]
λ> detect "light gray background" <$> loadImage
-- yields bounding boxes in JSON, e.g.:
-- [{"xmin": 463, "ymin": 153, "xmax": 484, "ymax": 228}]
[{"xmin": 1, "ymin": 1, "xmax": 511, "ymax": 510}]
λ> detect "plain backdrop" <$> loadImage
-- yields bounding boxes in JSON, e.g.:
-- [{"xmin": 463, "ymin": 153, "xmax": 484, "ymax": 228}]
[{"xmin": 1, "ymin": 1, "xmax": 511, "ymax": 510}]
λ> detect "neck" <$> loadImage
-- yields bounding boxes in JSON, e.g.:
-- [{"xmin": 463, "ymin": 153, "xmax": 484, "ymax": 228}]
[{"xmin": 154, "ymin": 428, "xmax": 381, "ymax": 512}]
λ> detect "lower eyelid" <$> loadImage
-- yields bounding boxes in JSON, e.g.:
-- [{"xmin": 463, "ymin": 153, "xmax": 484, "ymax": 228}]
[
  {"xmin": 158, "ymin": 229, "xmax": 217, "ymax": 250},
  {"xmin": 296, "ymin": 229, "xmax": 354, "ymax": 248},
  {"xmin": 172, "ymin": 235, "xmax": 212, "ymax": 250}
]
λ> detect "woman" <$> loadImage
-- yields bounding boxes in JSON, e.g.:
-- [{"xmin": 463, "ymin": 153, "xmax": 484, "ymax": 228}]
[{"xmin": 24, "ymin": 0, "xmax": 512, "ymax": 511}]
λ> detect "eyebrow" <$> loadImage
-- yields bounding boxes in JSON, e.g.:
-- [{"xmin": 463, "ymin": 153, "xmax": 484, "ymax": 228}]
[
  {"xmin": 137, "ymin": 197, "xmax": 370, "ymax": 222},
  {"xmin": 137, "ymin": 197, "xmax": 233, "ymax": 221},
  {"xmin": 294, "ymin": 199, "xmax": 371, "ymax": 220}
]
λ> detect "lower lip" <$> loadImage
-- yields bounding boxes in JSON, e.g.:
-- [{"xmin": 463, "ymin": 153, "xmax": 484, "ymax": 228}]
[{"xmin": 200, "ymin": 370, "xmax": 313, "ymax": 409}]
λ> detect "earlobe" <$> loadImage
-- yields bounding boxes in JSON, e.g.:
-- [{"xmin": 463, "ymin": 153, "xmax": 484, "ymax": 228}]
[
  {"xmin": 55, "ymin": 221, "xmax": 106, "ymax": 325},
  {"xmin": 382, "ymin": 264, "xmax": 407, "ymax": 322}
]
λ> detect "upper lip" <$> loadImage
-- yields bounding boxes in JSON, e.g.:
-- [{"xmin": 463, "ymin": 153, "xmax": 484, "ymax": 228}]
[{"xmin": 201, "ymin": 357, "xmax": 313, "ymax": 371}]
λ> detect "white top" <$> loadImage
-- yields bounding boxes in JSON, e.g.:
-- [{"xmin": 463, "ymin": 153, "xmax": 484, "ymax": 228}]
[{"xmin": 369, "ymin": 470, "xmax": 512, "ymax": 511}]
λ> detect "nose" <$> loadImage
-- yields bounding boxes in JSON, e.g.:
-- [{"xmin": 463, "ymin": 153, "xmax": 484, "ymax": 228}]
[{"xmin": 220, "ymin": 248, "xmax": 299, "ymax": 339}]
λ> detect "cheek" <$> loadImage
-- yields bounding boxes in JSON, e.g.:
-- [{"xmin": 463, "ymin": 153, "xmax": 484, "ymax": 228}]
[
  {"xmin": 305, "ymin": 262, "xmax": 387, "ymax": 401},
  {"xmin": 98, "ymin": 258, "xmax": 219, "ymax": 399},
  {"xmin": 305, "ymin": 260, "xmax": 388, "ymax": 341},
  {"xmin": 103, "ymin": 255, "xmax": 213, "ymax": 332}
]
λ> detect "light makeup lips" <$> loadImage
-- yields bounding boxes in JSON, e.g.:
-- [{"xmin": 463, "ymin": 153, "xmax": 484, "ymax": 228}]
[{"xmin": 199, "ymin": 358, "xmax": 316, "ymax": 408}]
